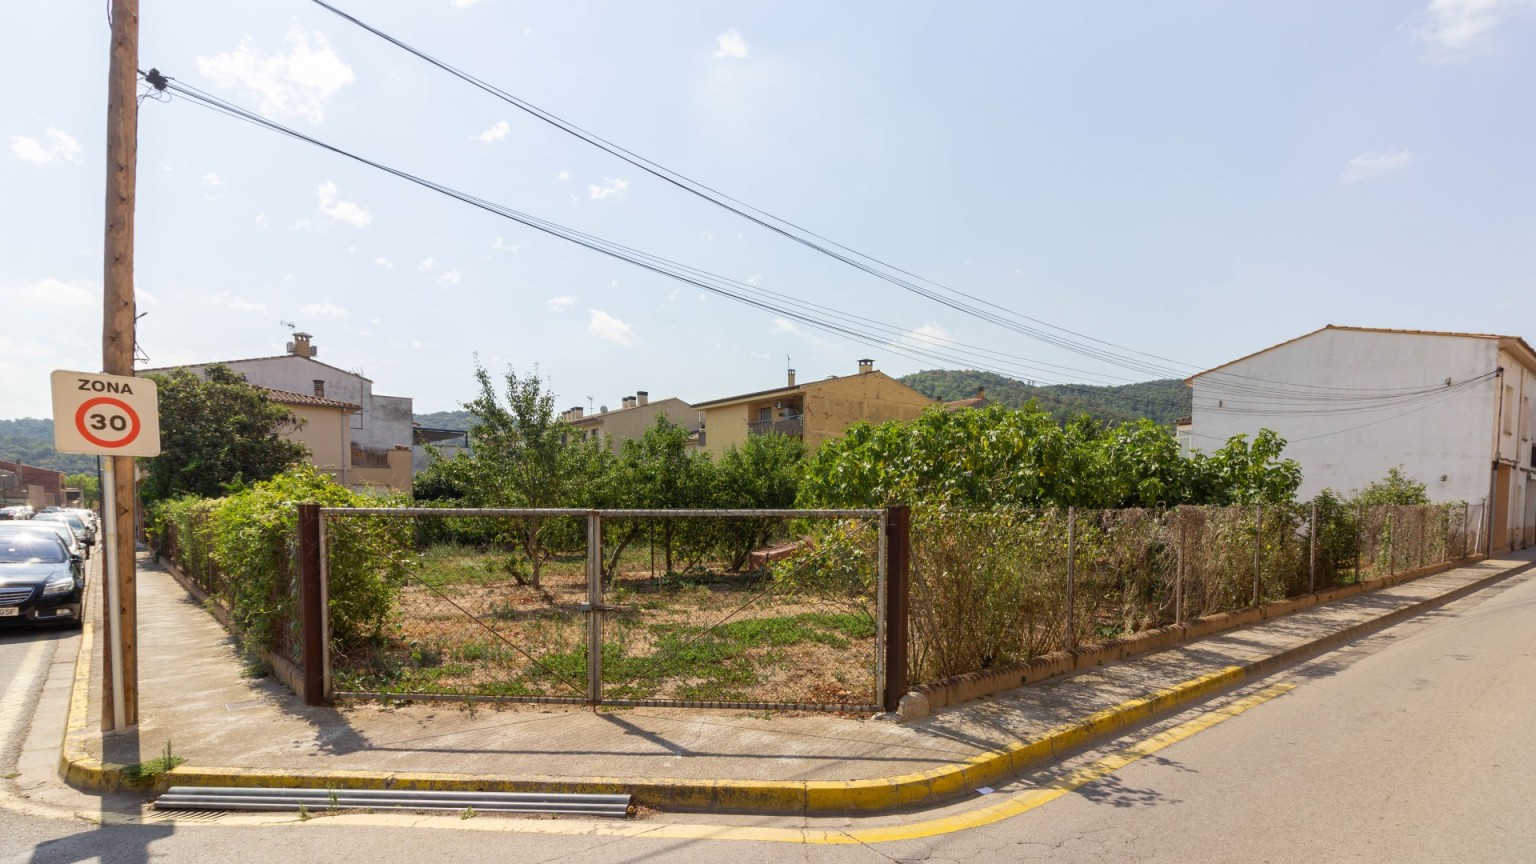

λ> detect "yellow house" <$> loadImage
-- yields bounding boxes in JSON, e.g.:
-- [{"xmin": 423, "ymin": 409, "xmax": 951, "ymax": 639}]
[
  {"xmin": 263, "ymin": 388, "xmax": 412, "ymax": 493},
  {"xmin": 693, "ymin": 359, "xmax": 935, "ymax": 459}
]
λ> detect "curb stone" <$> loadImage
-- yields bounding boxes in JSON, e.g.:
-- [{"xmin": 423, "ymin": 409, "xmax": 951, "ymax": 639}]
[{"xmin": 59, "ymin": 556, "xmax": 1534, "ymax": 814}]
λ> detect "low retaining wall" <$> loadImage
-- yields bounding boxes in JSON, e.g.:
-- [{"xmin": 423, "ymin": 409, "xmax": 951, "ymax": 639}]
[
  {"xmin": 158, "ymin": 557, "xmax": 310, "ymax": 701},
  {"xmin": 897, "ymin": 555, "xmax": 1483, "ymax": 721}
]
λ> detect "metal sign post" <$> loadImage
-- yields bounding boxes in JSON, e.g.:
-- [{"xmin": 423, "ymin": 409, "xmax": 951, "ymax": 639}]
[{"xmin": 52, "ymin": 370, "xmax": 159, "ymax": 731}]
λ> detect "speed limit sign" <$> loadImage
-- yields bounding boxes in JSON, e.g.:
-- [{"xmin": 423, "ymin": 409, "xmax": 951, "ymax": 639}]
[{"xmin": 51, "ymin": 370, "xmax": 161, "ymax": 457}]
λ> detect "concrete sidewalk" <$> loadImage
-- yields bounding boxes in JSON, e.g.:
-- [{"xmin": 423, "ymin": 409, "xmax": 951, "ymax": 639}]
[{"xmin": 62, "ymin": 549, "xmax": 1536, "ymax": 814}]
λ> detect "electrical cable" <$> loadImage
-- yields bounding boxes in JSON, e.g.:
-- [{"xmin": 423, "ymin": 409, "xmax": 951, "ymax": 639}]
[{"xmin": 304, "ymin": 0, "xmax": 1449, "ymax": 400}]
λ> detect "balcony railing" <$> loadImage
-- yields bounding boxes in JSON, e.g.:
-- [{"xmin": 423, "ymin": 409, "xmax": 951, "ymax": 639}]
[{"xmin": 748, "ymin": 415, "xmax": 804, "ymax": 437}]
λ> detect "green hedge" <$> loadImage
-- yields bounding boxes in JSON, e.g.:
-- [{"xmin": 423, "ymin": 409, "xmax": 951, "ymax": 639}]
[{"xmin": 149, "ymin": 466, "xmax": 411, "ymax": 659}]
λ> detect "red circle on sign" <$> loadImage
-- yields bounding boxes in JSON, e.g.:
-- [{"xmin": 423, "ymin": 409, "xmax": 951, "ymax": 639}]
[{"xmin": 75, "ymin": 397, "xmax": 141, "ymax": 449}]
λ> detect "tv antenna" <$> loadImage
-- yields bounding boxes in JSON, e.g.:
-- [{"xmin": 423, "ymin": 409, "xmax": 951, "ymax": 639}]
[{"xmin": 281, "ymin": 320, "xmax": 296, "ymax": 332}]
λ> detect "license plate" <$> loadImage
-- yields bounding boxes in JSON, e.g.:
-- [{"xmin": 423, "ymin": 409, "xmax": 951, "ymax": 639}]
[{"xmin": 0, "ymin": 607, "xmax": 19, "ymax": 617}]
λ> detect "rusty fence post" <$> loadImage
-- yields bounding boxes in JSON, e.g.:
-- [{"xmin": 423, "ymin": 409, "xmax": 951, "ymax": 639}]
[
  {"xmin": 1064, "ymin": 507, "xmax": 1077, "ymax": 650},
  {"xmin": 1309, "ymin": 500, "xmax": 1318, "ymax": 593},
  {"xmin": 882, "ymin": 505, "xmax": 911, "ymax": 713},
  {"xmin": 297, "ymin": 502, "xmax": 326, "ymax": 706},
  {"xmin": 1175, "ymin": 510, "xmax": 1186, "ymax": 626},
  {"xmin": 1253, "ymin": 504, "xmax": 1263, "ymax": 606}
]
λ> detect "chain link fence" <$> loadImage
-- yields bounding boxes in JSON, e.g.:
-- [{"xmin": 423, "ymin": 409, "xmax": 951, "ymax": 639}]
[
  {"xmin": 322, "ymin": 507, "xmax": 886, "ymax": 711},
  {"xmin": 909, "ymin": 501, "xmax": 1483, "ymax": 684}
]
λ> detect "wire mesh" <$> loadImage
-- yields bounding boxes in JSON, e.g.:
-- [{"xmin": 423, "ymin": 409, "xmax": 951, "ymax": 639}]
[
  {"xmin": 322, "ymin": 507, "xmax": 884, "ymax": 710},
  {"xmin": 326, "ymin": 510, "xmax": 592, "ymax": 702},
  {"xmin": 598, "ymin": 512, "xmax": 883, "ymax": 710}
]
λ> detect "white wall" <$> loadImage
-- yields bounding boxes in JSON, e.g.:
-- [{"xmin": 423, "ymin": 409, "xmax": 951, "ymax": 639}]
[{"xmin": 1190, "ymin": 329, "xmax": 1500, "ymax": 503}]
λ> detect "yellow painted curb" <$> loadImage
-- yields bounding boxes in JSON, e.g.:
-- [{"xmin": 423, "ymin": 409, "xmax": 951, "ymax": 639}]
[
  {"xmin": 61, "ymin": 558, "xmax": 1528, "ymax": 815},
  {"xmin": 62, "ymin": 662, "xmax": 1252, "ymax": 815}
]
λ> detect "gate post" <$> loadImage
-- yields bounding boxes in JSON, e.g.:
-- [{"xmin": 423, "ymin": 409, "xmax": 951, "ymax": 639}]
[
  {"xmin": 297, "ymin": 502, "xmax": 326, "ymax": 706},
  {"xmin": 882, "ymin": 506, "xmax": 910, "ymax": 713},
  {"xmin": 586, "ymin": 510, "xmax": 603, "ymax": 706}
]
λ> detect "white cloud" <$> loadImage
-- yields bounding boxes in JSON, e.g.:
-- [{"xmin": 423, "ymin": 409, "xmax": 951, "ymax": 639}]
[
  {"xmin": 302, "ymin": 302, "xmax": 349, "ymax": 317},
  {"xmin": 10, "ymin": 128, "xmax": 81, "ymax": 165},
  {"xmin": 0, "ymin": 278, "xmax": 96, "ymax": 311},
  {"xmin": 201, "ymin": 172, "xmax": 226, "ymax": 187},
  {"xmin": 491, "ymin": 237, "xmax": 522, "ymax": 252},
  {"xmin": 137, "ymin": 288, "xmax": 159, "ymax": 306},
  {"xmin": 588, "ymin": 178, "xmax": 630, "ymax": 201},
  {"xmin": 317, "ymin": 180, "xmax": 372, "ymax": 226},
  {"xmin": 713, "ymin": 29, "xmax": 750, "ymax": 59},
  {"xmin": 473, "ymin": 120, "xmax": 510, "ymax": 143},
  {"xmin": 587, "ymin": 309, "xmax": 634, "ymax": 345},
  {"xmin": 892, "ymin": 322, "xmax": 954, "ymax": 352},
  {"xmin": 1417, "ymin": 0, "xmax": 1531, "ymax": 58},
  {"xmin": 451, "ymin": 0, "xmax": 484, "ymax": 7},
  {"xmin": 547, "ymin": 295, "xmax": 577, "ymax": 312},
  {"xmin": 769, "ymin": 318, "xmax": 802, "ymax": 336},
  {"xmin": 418, "ymin": 257, "xmax": 438, "ymax": 271},
  {"xmin": 294, "ymin": 218, "xmax": 312, "ymax": 230},
  {"xmin": 1341, "ymin": 148, "xmax": 1415, "ymax": 184},
  {"xmin": 219, "ymin": 291, "xmax": 266, "ymax": 313},
  {"xmin": 746, "ymin": 274, "xmax": 763, "ymax": 286},
  {"xmin": 434, "ymin": 268, "xmax": 463, "ymax": 287},
  {"xmin": 557, "ymin": 170, "xmax": 570, "ymax": 181},
  {"xmin": 374, "ymin": 257, "xmax": 394, "ymax": 268},
  {"xmin": 197, "ymin": 29, "xmax": 355, "ymax": 122}
]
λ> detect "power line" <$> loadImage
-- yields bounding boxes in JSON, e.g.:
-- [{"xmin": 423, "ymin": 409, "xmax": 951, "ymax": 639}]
[
  {"xmin": 147, "ymin": 73, "xmax": 1483, "ymax": 427},
  {"xmin": 148, "ymin": 75, "xmax": 1201, "ymax": 414},
  {"xmin": 304, "ymin": 0, "xmax": 1442, "ymax": 401}
]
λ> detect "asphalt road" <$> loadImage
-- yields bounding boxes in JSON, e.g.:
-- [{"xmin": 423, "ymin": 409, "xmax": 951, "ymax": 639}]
[{"xmin": 3, "ymin": 567, "xmax": 1532, "ymax": 863}]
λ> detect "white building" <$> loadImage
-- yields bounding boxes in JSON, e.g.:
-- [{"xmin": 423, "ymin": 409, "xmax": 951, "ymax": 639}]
[
  {"xmin": 141, "ymin": 332, "xmax": 415, "ymax": 491},
  {"xmin": 1186, "ymin": 326, "xmax": 1536, "ymax": 553}
]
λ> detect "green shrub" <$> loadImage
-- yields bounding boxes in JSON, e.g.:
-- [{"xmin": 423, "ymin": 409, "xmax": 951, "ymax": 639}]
[{"xmin": 150, "ymin": 466, "xmax": 411, "ymax": 658}]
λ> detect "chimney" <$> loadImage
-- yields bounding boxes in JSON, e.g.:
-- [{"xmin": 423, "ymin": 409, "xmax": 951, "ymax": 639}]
[
  {"xmin": 858, "ymin": 358, "xmax": 874, "ymax": 375},
  {"xmin": 787, "ymin": 368, "xmax": 796, "ymax": 387},
  {"xmin": 570, "ymin": 406, "xmax": 584, "ymax": 419},
  {"xmin": 313, "ymin": 379, "xmax": 325, "ymax": 398},
  {"xmin": 622, "ymin": 396, "xmax": 635, "ymax": 409},
  {"xmin": 288, "ymin": 332, "xmax": 317, "ymax": 358},
  {"xmin": 636, "ymin": 391, "xmax": 649, "ymax": 407}
]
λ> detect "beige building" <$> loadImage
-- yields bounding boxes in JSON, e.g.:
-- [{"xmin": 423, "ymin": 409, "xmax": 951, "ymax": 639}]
[
  {"xmin": 142, "ymin": 332, "xmax": 415, "ymax": 482},
  {"xmin": 693, "ymin": 359, "xmax": 936, "ymax": 459},
  {"xmin": 261, "ymin": 388, "xmax": 412, "ymax": 494},
  {"xmin": 560, "ymin": 391, "xmax": 700, "ymax": 455}
]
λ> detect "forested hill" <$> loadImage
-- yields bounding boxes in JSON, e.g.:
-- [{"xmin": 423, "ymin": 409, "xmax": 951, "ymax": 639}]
[
  {"xmin": 413, "ymin": 410, "xmax": 476, "ymax": 431},
  {"xmin": 900, "ymin": 370, "xmax": 1192, "ymax": 427},
  {"xmin": 0, "ymin": 419, "xmax": 99, "ymax": 473}
]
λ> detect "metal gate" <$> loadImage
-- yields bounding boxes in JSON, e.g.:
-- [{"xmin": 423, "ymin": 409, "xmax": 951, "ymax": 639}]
[{"xmin": 317, "ymin": 507, "xmax": 903, "ymax": 713}]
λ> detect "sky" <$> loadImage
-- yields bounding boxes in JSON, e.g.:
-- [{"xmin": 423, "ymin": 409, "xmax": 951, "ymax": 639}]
[{"xmin": 2, "ymin": 0, "xmax": 1534, "ymax": 419}]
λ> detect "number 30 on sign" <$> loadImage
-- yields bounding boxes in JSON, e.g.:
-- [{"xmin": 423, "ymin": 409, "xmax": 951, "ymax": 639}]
[{"xmin": 50, "ymin": 370, "xmax": 161, "ymax": 457}]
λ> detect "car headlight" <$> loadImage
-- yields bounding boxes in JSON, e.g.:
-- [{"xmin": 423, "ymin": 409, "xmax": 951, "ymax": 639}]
[{"xmin": 42, "ymin": 574, "xmax": 76, "ymax": 596}]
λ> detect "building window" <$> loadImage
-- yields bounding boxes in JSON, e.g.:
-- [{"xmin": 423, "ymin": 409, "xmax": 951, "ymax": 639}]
[{"xmin": 1505, "ymin": 386, "xmax": 1516, "ymax": 434}]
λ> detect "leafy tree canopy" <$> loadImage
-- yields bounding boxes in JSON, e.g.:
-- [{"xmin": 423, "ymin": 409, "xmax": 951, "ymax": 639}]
[
  {"xmin": 1348, "ymin": 466, "xmax": 1430, "ymax": 507},
  {"xmin": 139, "ymin": 365, "xmax": 309, "ymax": 507},
  {"xmin": 797, "ymin": 404, "xmax": 1301, "ymax": 509}
]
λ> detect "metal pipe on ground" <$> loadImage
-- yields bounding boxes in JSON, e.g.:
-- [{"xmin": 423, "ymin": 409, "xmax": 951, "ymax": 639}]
[{"xmin": 154, "ymin": 787, "xmax": 634, "ymax": 818}]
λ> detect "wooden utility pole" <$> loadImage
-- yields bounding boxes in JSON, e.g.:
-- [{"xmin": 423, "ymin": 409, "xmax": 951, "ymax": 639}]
[{"xmin": 101, "ymin": 0, "xmax": 140, "ymax": 730}]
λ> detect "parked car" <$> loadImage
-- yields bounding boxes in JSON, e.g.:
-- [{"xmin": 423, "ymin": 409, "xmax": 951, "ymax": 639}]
[
  {"xmin": 0, "ymin": 521, "xmax": 87, "ymax": 563},
  {"xmin": 33, "ymin": 512, "xmax": 94, "ymax": 550},
  {"xmin": 0, "ymin": 532, "xmax": 84, "ymax": 627},
  {"xmin": 0, "ymin": 506, "xmax": 32, "ymax": 521}
]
